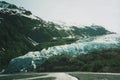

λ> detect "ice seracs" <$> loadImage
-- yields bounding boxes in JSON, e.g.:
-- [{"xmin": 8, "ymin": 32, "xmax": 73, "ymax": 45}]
[{"xmin": 4, "ymin": 34, "xmax": 120, "ymax": 73}]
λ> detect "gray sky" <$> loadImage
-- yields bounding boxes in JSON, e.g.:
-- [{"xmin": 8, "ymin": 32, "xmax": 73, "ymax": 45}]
[{"xmin": 3, "ymin": 0, "xmax": 120, "ymax": 33}]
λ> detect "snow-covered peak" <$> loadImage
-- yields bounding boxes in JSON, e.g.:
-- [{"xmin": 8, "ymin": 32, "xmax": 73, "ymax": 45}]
[
  {"xmin": 47, "ymin": 21, "xmax": 110, "ymax": 34},
  {"xmin": 51, "ymin": 20, "xmax": 106, "ymax": 31},
  {"xmin": 0, "ymin": 1, "xmax": 40, "ymax": 20}
]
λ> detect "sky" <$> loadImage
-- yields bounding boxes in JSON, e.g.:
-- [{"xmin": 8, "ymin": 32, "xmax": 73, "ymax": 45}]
[{"xmin": 3, "ymin": 0, "xmax": 120, "ymax": 33}]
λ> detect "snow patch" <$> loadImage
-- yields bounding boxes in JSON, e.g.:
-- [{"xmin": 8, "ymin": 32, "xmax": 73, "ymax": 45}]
[
  {"xmin": 32, "ymin": 27, "xmax": 40, "ymax": 30},
  {"xmin": 22, "ymin": 14, "xmax": 39, "ymax": 20},
  {"xmin": 27, "ymin": 37, "xmax": 39, "ymax": 46}
]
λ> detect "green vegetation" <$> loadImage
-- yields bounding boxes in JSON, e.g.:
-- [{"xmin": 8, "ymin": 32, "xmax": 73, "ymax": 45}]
[
  {"xmin": 34, "ymin": 38, "xmax": 78, "ymax": 51},
  {"xmin": 36, "ymin": 48, "xmax": 120, "ymax": 73}
]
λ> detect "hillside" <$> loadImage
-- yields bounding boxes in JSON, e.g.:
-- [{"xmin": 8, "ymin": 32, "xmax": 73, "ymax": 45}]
[
  {"xmin": 0, "ymin": 1, "xmax": 113, "ymax": 72},
  {"xmin": 0, "ymin": 1, "xmax": 117, "ymax": 73},
  {"xmin": 4, "ymin": 34, "xmax": 120, "ymax": 73}
]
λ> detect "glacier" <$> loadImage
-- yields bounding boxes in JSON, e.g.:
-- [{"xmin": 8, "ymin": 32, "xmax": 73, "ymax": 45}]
[{"xmin": 4, "ymin": 34, "xmax": 120, "ymax": 73}]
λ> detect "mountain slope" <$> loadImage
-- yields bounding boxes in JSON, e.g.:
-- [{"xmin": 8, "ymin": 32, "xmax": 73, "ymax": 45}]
[
  {"xmin": 0, "ymin": 1, "xmax": 114, "ymax": 73},
  {"xmin": 0, "ymin": 1, "xmax": 112, "ymax": 42},
  {"xmin": 4, "ymin": 34, "xmax": 120, "ymax": 73}
]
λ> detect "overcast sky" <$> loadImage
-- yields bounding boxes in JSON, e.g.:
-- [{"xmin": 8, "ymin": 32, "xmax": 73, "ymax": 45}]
[{"xmin": 4, "ymin": 0, "xmax": 120, "ymax": 33}]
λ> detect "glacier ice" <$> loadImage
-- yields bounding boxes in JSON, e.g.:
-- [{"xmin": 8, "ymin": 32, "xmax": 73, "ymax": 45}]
[{"xmin": 4, "ymin": 34, "xmax": 120, "ymax": 73}]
